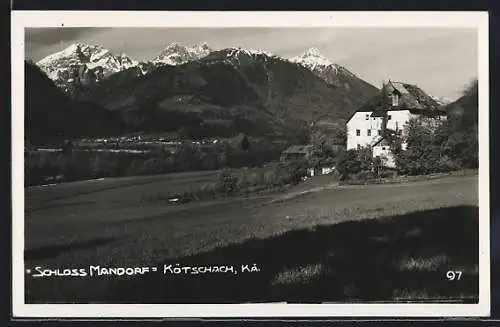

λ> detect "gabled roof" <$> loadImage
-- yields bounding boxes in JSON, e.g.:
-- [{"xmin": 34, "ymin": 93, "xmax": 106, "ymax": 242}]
[
  {"xmin": 357, "ymin": 80, "xmax": 442, "ymax": 112},
  {"xmin": 390, "ymin": 81, "xmax": 411, "ymax": 95},
  {"xmin": 346, "ymin": 80, "xmax": 445, "ymax": 123},
  {"xmin": 385, "ymin": 80, "xmax": 441, "ymax": 110}
]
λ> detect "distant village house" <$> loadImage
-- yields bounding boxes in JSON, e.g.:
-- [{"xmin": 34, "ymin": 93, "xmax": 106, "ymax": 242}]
[
  {"xmin": 346, "ymin": 80, "xmax": 447, "ymax": 168},
  {"xmin": 280, "ymin": 145, "xmax": 314, "ymax": 162},
  {"xmin": 280, "ymin": 144, "xmax": 335, "ymax": 177}
]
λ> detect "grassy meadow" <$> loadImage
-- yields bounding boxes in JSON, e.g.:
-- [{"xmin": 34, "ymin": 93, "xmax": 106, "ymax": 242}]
[{"xmin": 24, "ymin": 171, "xmax": 479, "ymax": 303}]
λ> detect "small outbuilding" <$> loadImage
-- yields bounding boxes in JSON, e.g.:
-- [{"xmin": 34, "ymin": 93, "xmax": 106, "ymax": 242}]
[{"xmin": 280, "ymin": 145, "xmax": 314, "ymax": 162}]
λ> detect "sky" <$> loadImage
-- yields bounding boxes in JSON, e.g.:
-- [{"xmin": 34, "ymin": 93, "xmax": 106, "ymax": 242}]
[{"xmin": 25, "ymin": 27, "xmax": 478, "ymax": 100}]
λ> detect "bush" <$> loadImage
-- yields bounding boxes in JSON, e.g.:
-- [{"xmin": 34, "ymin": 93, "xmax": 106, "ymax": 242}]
[
  {"xmin": 25, "ymin": 139, "xmax": 295, "ymax": 186},
  {"xmin": 335, "ymin": 148, "xmax": 373, "ymax": 180},
  {"xmin": 351, "ymin": 170, "xmax": 375, "ymax": 181},
  {"xmin": 214, "ymin": 168, "xmax": 239, "ymax": 195},
  {"xmin": 436, "ymin": 155, "xmax": 461, "ymax": 172},
  {"xmin": 263, "ymin": 170, "xmax": 277, "ymax": 187},
  {"xmin": 141, "ymin": 157, "xmax": 164, "ymax": 175},
  {"xmin": 236, "ymin": 171, "xmax": 250, "ymax": 190},
  {"xmin": 288, "ymin": 162, "xmax": 308, "ymax": 185},
  {"xmin": 379, "ymin": 170, "xmax": 397, "ymax": 179},
  {"xmin": 272, "ymin": 161, "xmax": 308, "ymax": 186},
  {"xmin": 395, "ymin": 115, "xmax": 477, "ymax": 175}
]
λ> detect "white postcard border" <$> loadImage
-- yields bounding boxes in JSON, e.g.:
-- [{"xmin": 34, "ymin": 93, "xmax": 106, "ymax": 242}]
[{"xmin": 11, "ymin": 10, "xmax": 490, "ymax": 318}]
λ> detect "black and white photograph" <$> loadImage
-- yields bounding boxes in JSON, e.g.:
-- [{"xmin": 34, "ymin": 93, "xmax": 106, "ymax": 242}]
[{"xmin": 12, "ymin": 11, "xmax": 489, "ymax": 317}]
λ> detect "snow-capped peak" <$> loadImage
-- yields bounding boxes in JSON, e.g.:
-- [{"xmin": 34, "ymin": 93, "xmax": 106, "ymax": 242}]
[
  {"xmin": 196, "ymin": 42, "xmax": 211, "ymax": 51},
  {"xmin": 289, "ymin": 47, "xmax": 360, "ymax": 86},
  {"xmin": 225, "ymin": 47, "xmax": 275, "ymax": 58},
  {"xmin": 430, "ymin": 94, "xmax": 452, "ymax": 106},
  {"xmin": 36, "ymin": 43, "xmax": 139, "ymax": 92},
  {"xmin": 37, "ymin": 43, "xmax": 93, "ymax": 67},
  {"xmin": 290, "ymin": 47, "xmax": 334, "ymax": 70},
  {"xmin": 38, "ymin": 43, "xmax": 136, "ymax": 66},
  {"xmin": 37, "ymin": 43, "xmax": 138, "ymax": 74},
  {"xmin": 153, "ymin": 42, "xmax": 213, "ymax": 66},
  {"xmin": 304, "ymin": 47, "xmax": 322, "ymax": 57}
]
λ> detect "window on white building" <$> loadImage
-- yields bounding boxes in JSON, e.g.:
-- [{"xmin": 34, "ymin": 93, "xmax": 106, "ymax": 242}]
[
  {"xmin": 388, "ymin": 115, "xmax": 392, "ymax": 120},
  {"xmin": 382, "ymin": 146, "xmax": 386, "ymax": 150},
  {"xmin": 357, "ymin": 144, "xmax": 361, "ymax": 150},
  {"xmin": 356, "ymin": 129, "xmax": 360, "ymax": 136},
  {"xmin": 367, "ymin": 129, "xmax": 371, "ymax": 136},
  {"xmin": 378, "ymin": 129, "xmax": 382, "ymax": 136},
  {"xmin": 398, "ymin": 130, "xmax": 403, "ymax": 136},
  {"xmin": 365, "ymin": 114, "xmax": 369, "ymax": 120}
]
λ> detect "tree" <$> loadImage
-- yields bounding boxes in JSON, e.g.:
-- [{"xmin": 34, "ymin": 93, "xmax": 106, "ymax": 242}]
[
  {"xmin": 356, "ymin": 147, "xmax": 373, "ymax": 171},
  {"xmin": 336, "ymin": 149, "xmax": 362, "ymax": 180},
  {"xmin": 394, "ymin": 117, "xmax": 455, "ymax": 174},
  {"xmin": 331, "ymin": 129, "xmax": 347, "ymax": 146},
  {"xmin": 462, "ymin": 79, "xmax": 478, "ymax": 98},
  {"xmin": 321, "ymin": 143, "xmax": 335, "ymax": 158},
  {"xmin": 381, "ymin": 81, "xmax": 390, "ymax": 111},
  {"xmin": 372, "ymin": 156, "xmax": 384, "ymax": 178},
  {"xmin": 141, "ymin": 157, "xmax": 164, "ymax": 175},
  {"xmin": 62, "ymin": 139, "xmax": 73, "ymax": 156},
  {"xmin": 394, "ymin": 119, "xmax": 432, "ymax": 174},
  {"xmin": 294, "ymin": 126, "xmax": 311, "ymax": 145},
  {"xmin": 240, "ymin": 135, "xmax": 250, "ymax": 151},
  {"xmin": 200, "ymin": 152, "xmax": 219, "ymax": 170},
  {"xmin": 444, "ymin": 78, "xmax": 478, "ymax": 168},
  {"xmin": 393, "ymin": 78, "xmax": 478, "ymax": 175},
  {"xmin": 175, "ymin": 142, "xmax": 195, "ymax": 171}
]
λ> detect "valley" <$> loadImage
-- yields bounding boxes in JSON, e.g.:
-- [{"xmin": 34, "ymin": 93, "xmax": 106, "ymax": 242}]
[{"xmin": 26, "ymin": 42, "xmax": 379, "ymax": 144}]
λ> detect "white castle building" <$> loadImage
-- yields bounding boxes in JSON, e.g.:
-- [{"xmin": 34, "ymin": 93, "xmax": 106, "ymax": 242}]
[{"xmin": 346, "ymin": 80, "xmax": 447, "ymax": 168}]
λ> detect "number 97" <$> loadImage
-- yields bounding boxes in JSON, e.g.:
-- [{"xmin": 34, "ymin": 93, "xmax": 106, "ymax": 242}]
[{"xmin": 446, "ymin": 270, "xmax": 462, "ymax": 281}]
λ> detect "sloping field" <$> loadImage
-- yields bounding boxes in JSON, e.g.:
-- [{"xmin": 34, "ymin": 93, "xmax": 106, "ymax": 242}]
[
  {"xmin": 25, "ymin": 170, "xmax": 221, "ymax": 209},
  {"xmin": 24, "ymin": 173, "xmax": 479, "ymax": 303}
]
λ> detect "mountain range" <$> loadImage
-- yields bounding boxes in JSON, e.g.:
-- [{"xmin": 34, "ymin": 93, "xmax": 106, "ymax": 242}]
[
  {"xmin": 35, "ymin": 42, "xmax": 377, "ymax": 96},
  {"xmin": 153, "ymin": 42, "xmax": 212, "ymax": 66},
  {"xmin": 27, "ymin": 42, "xmax": 398, "ymax": 143}
]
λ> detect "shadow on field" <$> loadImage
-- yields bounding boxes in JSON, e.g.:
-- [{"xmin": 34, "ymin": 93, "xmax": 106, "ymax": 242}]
[
  {"xmin": 97, "ymin": 205, "xmax": 479, "ymax": 304},
  {"xmin": 25, "ymin": 237, "xmax": 117, "ymax": 261},
  {"xmin": 29, "ymin": 206, "xmax": 477, "ymax": 303}
]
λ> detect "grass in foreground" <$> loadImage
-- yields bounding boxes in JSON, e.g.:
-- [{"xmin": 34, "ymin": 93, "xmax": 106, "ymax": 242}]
[
  {"xmin": 24, "ymin": 175, "xmax": 479, "ymax": 303},
  {"xmin": 97, "ymin": 205, "xmax": 479, "ymax": 304}
]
